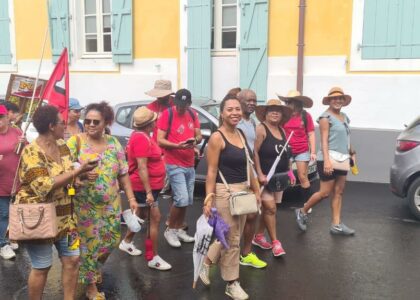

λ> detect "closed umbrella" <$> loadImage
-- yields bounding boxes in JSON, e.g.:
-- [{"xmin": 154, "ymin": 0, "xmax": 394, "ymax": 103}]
[
  {"xmin": 207, "ymin": 208, "xmax": 230, "ymax": 249},
  {"xmin": 145, "ymin": 207, "xmax": 154, "ymax": 261}
]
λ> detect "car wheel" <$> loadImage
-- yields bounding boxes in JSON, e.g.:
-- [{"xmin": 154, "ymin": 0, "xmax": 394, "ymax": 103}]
[{"xmin": 406, "ymin": 177, "xmax": 420, "ymax": 220}]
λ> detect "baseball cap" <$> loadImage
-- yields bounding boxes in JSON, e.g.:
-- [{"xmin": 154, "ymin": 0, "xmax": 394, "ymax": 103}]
[
  {"xmin": 174, "ymin": 89, "xmax": 192, "ymax": 107},
  {"xmin": 69, "ymin": 98, "xmax": 83, "ymax": 110},
  {"xmin": 0, "ymin": 105, "xmax": 7, "ymax": 115}
]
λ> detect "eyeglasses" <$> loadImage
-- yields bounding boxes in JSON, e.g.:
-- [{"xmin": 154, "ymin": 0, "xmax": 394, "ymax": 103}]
[
  {"xmin": 0, "ymin": 115, "xmax": 6, "ymax": 119},
  {"xmin": 330, "ymin": 96, "xmax": 345, "ymax": 101},
  {"xmin": 84, "ymin": 119, "xmax": 101, "ymax": 126}
]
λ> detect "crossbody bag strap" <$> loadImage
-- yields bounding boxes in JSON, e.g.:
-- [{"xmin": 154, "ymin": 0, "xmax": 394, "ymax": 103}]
[
  {"xmin": 237, "ymin": 129, "xmax": 251, "ymax": 188},
  {"xmin": 218, "ymin": 169, "xmax": 231, "ymax": 192}
]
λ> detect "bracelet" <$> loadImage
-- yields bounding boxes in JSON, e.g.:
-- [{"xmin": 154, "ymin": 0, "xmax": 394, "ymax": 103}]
[
  {"xmin": 146, "ymin": 191, "xmax": 153, "ymax": 195},
  {"xmin": 128, "ymin": 197, "xmax": 136, "ymax": 202}
]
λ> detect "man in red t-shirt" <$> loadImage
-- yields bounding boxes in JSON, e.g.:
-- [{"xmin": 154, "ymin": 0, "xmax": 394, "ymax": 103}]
[
  {"xmin": 157, "ymin": 89, "xmax": 202, "ymax": 248},
  {"xmin": 145, "ymin": 79, "xmax": 175, "ymax": 140},
  {"xmin": 0, "ymin": 105, "xmax": 23, "ymax": 259}
]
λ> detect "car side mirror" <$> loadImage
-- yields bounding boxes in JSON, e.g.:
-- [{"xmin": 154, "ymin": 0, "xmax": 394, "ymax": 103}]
[{"xmin": 201, "ymin": 128, "xmax": 211, "ymax": 138}]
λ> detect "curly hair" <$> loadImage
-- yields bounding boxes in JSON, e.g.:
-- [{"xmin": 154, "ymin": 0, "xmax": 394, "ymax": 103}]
[
  {"xmin": 32, "ymin": 105, "xmax": 60, "ymax": 134},
  {"xmin": 84, "ymin": 101, "xmax": 114, "ymax": 126}
]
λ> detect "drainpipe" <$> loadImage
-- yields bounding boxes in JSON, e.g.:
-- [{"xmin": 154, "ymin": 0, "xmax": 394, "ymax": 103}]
[{"xmin": 296, "ymin": 0, "xmax": 306, "ymax": 93}]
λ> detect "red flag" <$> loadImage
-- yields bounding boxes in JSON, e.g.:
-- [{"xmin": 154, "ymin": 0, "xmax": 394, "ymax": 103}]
[{"xmin": 41, "ymin": 48, "xmax": 69, "ymax": 122}]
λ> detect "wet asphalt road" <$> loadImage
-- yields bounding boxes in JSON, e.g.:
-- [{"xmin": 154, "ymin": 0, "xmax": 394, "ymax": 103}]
[{"xmin": 1, "ymin": 182, "xmax": 419, "ymax": 300}]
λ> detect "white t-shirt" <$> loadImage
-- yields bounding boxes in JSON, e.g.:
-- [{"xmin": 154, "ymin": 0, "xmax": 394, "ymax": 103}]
[{"xmin": 237, "ymin": 118, "xmax": 256, "ymax": 152}]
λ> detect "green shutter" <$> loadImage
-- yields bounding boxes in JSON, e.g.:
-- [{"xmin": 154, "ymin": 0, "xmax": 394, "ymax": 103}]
[
  {"xmin": 399, "ymin": 0, "xmax": 420, "ymax": 58},
  {"xmin": 239, "ymin": 0, "xmax": 268, "ymax": 102},
  {"xmin": 0, "ymin": 0, "xmax": 12, "ymax": 64},
  {"xmin": 187, "ymin": 0, "xmax": 212, "ymax": 101},
  {"xmin": 111, "ymin": 0, "xmax": 133, "ymax": 64},
  {"xmin": 47, "ymin": 0, "xmax": 71, "ymax": 63},
  {"xmin": 362, "ymin": 0, "xmax": 420, "ymax": 59}
]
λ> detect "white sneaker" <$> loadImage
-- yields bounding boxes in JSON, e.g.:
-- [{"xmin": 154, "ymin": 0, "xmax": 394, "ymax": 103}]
[
  {"xmin": 225, "ymin": 281, "xmax": 249, "ymax": 300},
  {"xmin": 0, "ymin": 245, "xmax": 16, "ymax": 260},
  {"xmin": 119, "ymin": 240, "xmax": 142, "ymax": 256},
  {"xmin": 10, "ymin": 242, "xmax": 19, "ymax": 251},
  {"xmin": 176, "ymin": 229, "xmax": 195, "ymax": 243},
  {"xmin": 164, "ymin": 228, "xmax": 181, "ymax": 247},
  {"xmin": 148, "ymin": 255, "xmax": 172, "ymax": 271}
]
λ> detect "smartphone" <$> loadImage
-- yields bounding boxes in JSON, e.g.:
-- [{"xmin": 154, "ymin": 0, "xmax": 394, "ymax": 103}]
[
  {"xmin": 88, "ymin": 158, "xmax": 100, "ymax": 165},
  {"xmin": 185, "ymin": 138, "xmax": 195, "ymax": 145}
]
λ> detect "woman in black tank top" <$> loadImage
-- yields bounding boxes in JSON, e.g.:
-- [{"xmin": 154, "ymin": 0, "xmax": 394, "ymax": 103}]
[
  {"xmin": 201, "ymin": 95, "xmax": 260, "ymax": 298},
  {"xmin": 253, "ymin": 99, "xmax": 295, "ymax": 257}
]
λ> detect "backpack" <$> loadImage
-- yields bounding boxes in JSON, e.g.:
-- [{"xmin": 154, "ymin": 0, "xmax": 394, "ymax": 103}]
[{"xmin": 165, "ymin": 106, "xmax": 196, "ymax": 138}]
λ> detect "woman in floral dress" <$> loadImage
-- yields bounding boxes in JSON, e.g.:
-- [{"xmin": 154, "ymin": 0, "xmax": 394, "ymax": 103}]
[{"xmin": 67, "ymin": 102, "xmax": 137, "ymax": 300}]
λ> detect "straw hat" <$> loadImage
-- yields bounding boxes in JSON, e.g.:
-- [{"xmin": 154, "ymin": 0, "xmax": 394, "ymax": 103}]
[
  {"xmin": 132, "ymin": 106, "xmax": 157, "ymax": 128},
  {"xmin": 255, "ymin": 99, "xmax": 292, "ymax": 124},
  {"xmin": 145, "ymin": 80, "xmax": 173, "ymax": 98},
  {"xmin": 277, "ymin": 90, "xmax": 313, "ymax": 108},
  {"xmin": 322, "ymin": 87, "xmax": 351, "ymax": 106}
]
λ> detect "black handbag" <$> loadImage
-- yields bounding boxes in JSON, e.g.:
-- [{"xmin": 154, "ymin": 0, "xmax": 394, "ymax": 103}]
[{"xmin": 267, "ymin": 172, "xmax": 290, "ymax": 192}]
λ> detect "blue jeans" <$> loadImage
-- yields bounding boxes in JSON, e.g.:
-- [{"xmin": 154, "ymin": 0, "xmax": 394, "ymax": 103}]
[
  {"xmin": 0, "ymin": 196, "xmax": 11, "ymax": 247},
  {"xmin": 166, "ymin": 164, "xmax": 195, "ymax": 207}
]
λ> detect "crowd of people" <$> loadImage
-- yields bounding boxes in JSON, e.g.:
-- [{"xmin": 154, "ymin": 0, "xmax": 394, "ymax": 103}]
[{"xmin": 0, "ymin": 80, "xmax": 356, "ymax": 300}]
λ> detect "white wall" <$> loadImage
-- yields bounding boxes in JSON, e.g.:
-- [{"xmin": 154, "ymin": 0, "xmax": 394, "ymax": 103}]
[
  {"xmin": 268, "ymin": 56, "xmax": 420, "ymax": 131},
  {"xmin": 0, "ymin": 58, "xmax": 178, "ymax": 106},
  {"xmin": 212, "ymin": 56, "xmax": 239, "ymax": 101}
]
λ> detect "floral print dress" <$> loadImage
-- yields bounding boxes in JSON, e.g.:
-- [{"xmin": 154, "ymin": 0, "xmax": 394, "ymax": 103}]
[{"xmin": 67, "ymin": 134, "xmax": 128, "ymax": 284}]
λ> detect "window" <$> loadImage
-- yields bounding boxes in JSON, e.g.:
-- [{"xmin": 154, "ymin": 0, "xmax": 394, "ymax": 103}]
[
  {"xmin": 350, "ymin": 0, "xmax": 420, "ymax": 70},
  {"xmin": 82, "ymin": 0, "xmax": 112, "ymax": 55},
  {"xmin": 211, "ymin": 0, "xmax": 237, "ymax": 51},
  {"xmin": 0, "ymin": 0, "xmax": 16, "ymax": 70}
]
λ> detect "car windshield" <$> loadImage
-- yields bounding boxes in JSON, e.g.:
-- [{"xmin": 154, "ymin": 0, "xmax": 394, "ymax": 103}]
[{"xmin": 201, "ymin": 104, "xmax": 220, "ymax": 119}]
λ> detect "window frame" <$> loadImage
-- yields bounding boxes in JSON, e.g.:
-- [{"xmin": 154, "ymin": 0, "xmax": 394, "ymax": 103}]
[
  {"xmin": 68, "ymin": 0, "xmax": 118, "ymax": 72},
  {"xmin": 349, "ymin": 0, "xmax": 420, "ymax": 71},
  {"xmin": 0, "ymin": 0, "xmax": 17, "ymax": 72},
  {"xmin": 211, "ymin": 0, "xmax": 238, "ymax": 56}
]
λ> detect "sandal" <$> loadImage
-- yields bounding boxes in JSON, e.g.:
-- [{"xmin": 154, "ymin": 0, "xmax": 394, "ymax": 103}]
[{"xmin": 86, "ymin": 291, "xmax": 106, "ymax": 300}]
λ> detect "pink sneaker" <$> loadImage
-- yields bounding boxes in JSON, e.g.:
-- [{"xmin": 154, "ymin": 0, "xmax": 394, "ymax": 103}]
[
  {"xmin": 252, "ymin": 234, "xmax": 272, "ymax": 250},
  {"xmin": 272, "ymin": 240, "xmax": 286, "ymax": 257}
]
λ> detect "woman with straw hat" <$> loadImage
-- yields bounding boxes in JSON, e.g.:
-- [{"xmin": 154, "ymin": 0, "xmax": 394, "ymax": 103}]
[
  {"xmin": 295, "ymin": 87, "xmax": 356, "ymax": 236},
  {"xmin": 279, "ymin": 90, "xmax": 316, "ymax": 208},
  {"xmin": 252, "ymin": 99, "xmax": 295, "ymax": 257},
  {"xmin": 120, "ymin": 106, "xmax": 172, "ymax": 270}
]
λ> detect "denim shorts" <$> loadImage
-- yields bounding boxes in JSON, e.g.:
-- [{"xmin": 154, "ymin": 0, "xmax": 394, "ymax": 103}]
[
  {"xmin": 292, "ymin": 151, "xmax": 310, "ymax": 162},
  {"xmin": 166, "ymin": 164, "xmax": 195, "ymax": 207},
  {"xmin": 25, "ymin": 236, "xmax": 79, "ymax": 269},
  {"xmin": 134, "ymin": 190, "xmax": 160, "ymax": 207}
]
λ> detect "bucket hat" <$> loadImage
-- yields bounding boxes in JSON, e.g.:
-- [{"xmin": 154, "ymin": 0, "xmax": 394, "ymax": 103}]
[
  {"xmin": 255, "ymin": 99, "xmax": 292, "ymax": 124},
  {"xmin": 322, "ymin": 87, "xmax": 351, "ymax": 106},
  {"xmin": 145, "ymin": 80, "xmax": 173, "ymax": 98},
  {"xmin": 277, "ymin": 90, "xmax": 313, "ymax": 108},
  {"xmin": 132, "ymin": 106, "xmax": 157, "ymax": 128}
]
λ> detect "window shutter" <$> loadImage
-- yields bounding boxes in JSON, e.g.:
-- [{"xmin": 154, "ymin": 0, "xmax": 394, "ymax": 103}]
[
  {"xmin": 0, "ymin": 0, "xmax": 12, "ymax": 64},
  {"xmin": 399, "ymin": 0, "xmax": 420, "ymax": 58},
  {"xmin": 187, "ymin": 0, "xmax": 212, "ymax": 101},
  {"xmin": 239, "ymin": 0, "xmax": 268, "ymax": 102},
  {"xmin": 47, "ymin": 0, "xmax": 71, "ymax": 63},
  {"xmin": 111, "ymin": 0, "xmax": 133, "ymax": 64},
  {"xmin": 362, "ymin": 0, "xmax": 420, "ymax": 59}
]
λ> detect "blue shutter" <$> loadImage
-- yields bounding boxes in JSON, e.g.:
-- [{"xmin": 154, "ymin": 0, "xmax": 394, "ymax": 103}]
[
  {"xmin": 187, "ymin": 0, "xmax": 212, "ymax": 102},
  {"xmin": 0, "ymin": 0, "xmax": 12, "ymax": 64},
  {"xmin": 362, "ymin": 0, "xmax": 420, "ymax": 59},
  {"xmin": 47, "ymin": 0, "xmax": 71, "ymax": 63},
  {"xmin": 111, "ymin": 0, "xmax": 133, "ymax": 64},
  {"xmin": 239, "ymin": 0, "xmax": 268, "ymax": 102},
  {"xmin": 399, "ymin": 0, "xmax": 420, "ymax": 58}
]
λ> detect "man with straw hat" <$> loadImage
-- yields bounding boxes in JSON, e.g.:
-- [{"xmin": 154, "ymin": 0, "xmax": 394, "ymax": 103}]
[
  {"xmin": 279, "ymin": 90, "xmax": 316, "ymax": 210},
  {"xmin": 146, "ymin": 80, "xmax": 175, "ymax": 139}
]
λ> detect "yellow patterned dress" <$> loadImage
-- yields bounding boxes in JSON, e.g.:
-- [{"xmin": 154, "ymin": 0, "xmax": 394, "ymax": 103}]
[
  {"xmin": 15, "ymin": 140, "xmax": 76, "ymax": 242},
  {"xmin": 67, "ymin": 134, "xmax": 128, "ymax": 285}
]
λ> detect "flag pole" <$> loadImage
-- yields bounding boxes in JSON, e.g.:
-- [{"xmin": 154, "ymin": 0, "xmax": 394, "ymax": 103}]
[{"xmin": 15, "ymin": 27, "xmax": 48, "ymax": 154}]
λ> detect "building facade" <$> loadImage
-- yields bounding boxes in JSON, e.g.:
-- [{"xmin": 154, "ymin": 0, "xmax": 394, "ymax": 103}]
[{"xmin": 1, "ymin": 0, "xmax": 419, "ymax": 183}]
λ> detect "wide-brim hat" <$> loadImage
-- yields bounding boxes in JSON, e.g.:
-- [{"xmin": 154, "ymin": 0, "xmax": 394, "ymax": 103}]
[
  {"xmin": 145, "ymin": 79, "xmax": 173, "ymax": 98},
  {"xmin": 322, "ymin": 87, "xmax": 351, "ymax": 106},
  {"xmin": 255, "ymin": 99, "xmax": 292, "ymax": 124},
  {"xmin": 132, "ymin": 106, "xmax": 157, "ymax": 128},
  {"xmin": 277, "ymin": 90, "xmax": 313, "ymax": 108}
]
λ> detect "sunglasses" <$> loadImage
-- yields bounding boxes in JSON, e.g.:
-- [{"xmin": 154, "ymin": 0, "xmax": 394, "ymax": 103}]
[
  {"xmin": 84, "ymin": 119, "xmax": 101, "ymax": 126},
  {"xmin": 330, "ymin": 96, "xmax": 345, "ymax": 101}
]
